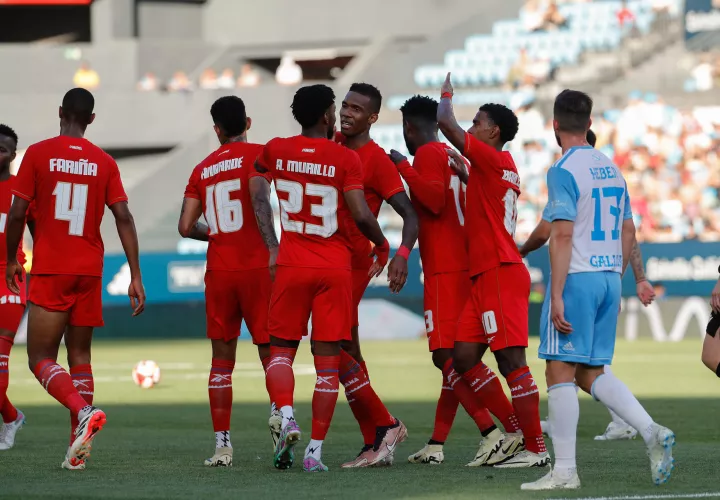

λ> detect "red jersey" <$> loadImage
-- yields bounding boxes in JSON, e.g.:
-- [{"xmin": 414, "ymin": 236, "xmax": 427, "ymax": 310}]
[
  {"xmin": 0, "ymin": 176, "xmax": 26, "ymax": 268},
  {"xmin": 396, "ymin": 142, "xmax": 468, "ymax": 276},
  {"xmin": 463, "ymin": 133, "xmax": 522, "ymax": 277},
  {"xmin": 254, "ymin": 135, "xmax": 364, "ymax": 270},
  {"xmin": 347, "ymin": 139, "xmax": 405, "ymax": 270},
  {"xmin": 184, "ymin": 142, "xmax": 269, "ymax": 272},
  {"xmin": 13, "ymin": 136, "xmax": 128, "ymax": 276}
]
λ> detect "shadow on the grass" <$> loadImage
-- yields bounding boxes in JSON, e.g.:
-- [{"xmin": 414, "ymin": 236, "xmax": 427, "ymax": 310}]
[{"xmin": 2, "ymin": 398, "xmax": 720, "ymax": 500}]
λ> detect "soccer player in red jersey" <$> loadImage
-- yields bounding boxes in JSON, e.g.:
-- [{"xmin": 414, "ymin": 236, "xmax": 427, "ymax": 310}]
[
  {"xmin": 0, "ymin": 124, "xmax": 28, "ymax": 451},
  {"xmin": 437, "ymin": 74, "xmax": 549, "ymax": 468},
  {"xmin": 4, "ymin": 88, "xmax": 146, "ymax": 470},
  {"xmin": 249, "ymin": 84, "xmax": 402, "ymax": 472},
  {"xmin": 392, "ymin": 96, "xmax": 520, "ymax": 467},
  {"xmin": 179, "ymin": 96, "xmax": 276, "ymax": 467},
  {"xmin": 336, "ymin": 83, "xmax": 418, "ymax": 467}
]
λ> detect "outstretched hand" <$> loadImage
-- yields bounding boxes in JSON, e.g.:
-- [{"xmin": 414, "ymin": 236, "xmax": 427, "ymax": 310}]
[{"xmin": 441, "ymin": 72, "xmax": 454, "ymax": 97}]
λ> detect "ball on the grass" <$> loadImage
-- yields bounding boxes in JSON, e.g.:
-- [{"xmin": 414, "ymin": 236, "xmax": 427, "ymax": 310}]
[{"xmin": 132, "ymin": 360, "xmax": 161, "ymax": 389}]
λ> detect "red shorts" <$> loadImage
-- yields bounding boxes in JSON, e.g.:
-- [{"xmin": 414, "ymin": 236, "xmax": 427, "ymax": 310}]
[
  {"xmin": 268, "ymin": 265, "xmax": 352, "ymax": 343},
  {"xmin": 0, "ymin": 269, "xmax": 26, "ymax": 332},
  {"xmin": 29, "ymin": 275, "xmax": 103, "ymax": 327},
  {"xmin": 424, "ymin": 271, "xmax": 471, "ymax": 352},
  {"xmin": 351, "ymin": 268, "xmax": 371, "ymax": 327},
  {"xmin": 456, "ymin": 264, "xmax": 530, "ymax": 351},
  {"xmin": 205, "ymin": 268, "xmax": 271, "ymax": 344}
]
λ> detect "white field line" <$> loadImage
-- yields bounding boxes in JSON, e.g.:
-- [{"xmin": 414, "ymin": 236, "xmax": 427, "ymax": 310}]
[{"xmin": 551, "ymin": 492, "xmax": 720, "ymax": 500}]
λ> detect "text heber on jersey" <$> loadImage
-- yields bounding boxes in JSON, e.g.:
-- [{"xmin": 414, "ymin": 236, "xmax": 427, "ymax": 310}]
[{"xmin": 49, "ymin": 158, "xmax": 98, "ymax": 177}]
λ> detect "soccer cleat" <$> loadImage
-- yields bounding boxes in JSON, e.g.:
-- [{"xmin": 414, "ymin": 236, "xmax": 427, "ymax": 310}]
[
  {"xmin": 466, "ymin": 428, "xmax": 505, "ymax": 467},
  {"xmin": 594, "ymin": 421, "xmax": 637, "ymax": 441},
  {"xmin": 204, "ymin": 447, "xmax": 233, "ymax": 467},
  {"xmin": 540, "ymin": 418, "xmax": 551, "ymax": 438},
  {"xmin": 342, "ymin": 444, "xmax": 374, "ymax": 468},
  {"xmin": 647, "ymin": 424, "xmax": 675, "ymax": 485},
  {"xmin": 273, "ymin": 419, "xmax": 301, "ymax": 470},
  {"xmin": 408, "ymin": 444, "xmax": 444, "ymax": 465},
  {"xmin": 0, "ymin": 410, "xmax": 25, "ymax": 450},
  {"xmin": 61, "ymin": 449, "xmax": 86, "ymax": 470},
  {"xmin": 268, "ymin": 410, "xmax": 282, "ymax": 451},
  {"xmin": 68, "ymin": 407, "xmax": 106, "ymax": 465},
  {"xmin": 366, "ymin": 419, "xmax": 408, "ymax": 466},
  {"xmin": 486, "ymin": 432, "xmax": 525, "ymax": 466},
  {"xmin": 493, "ymin": 450, "xmax": 550, "ymax": 469},
  {"xmin": 376, "ymin": 452, "xmax": 394, "ymax": 466},
  {"xmin": 521, "ymin": 468, "xmax": 581, "ymax": 491},
  {"xmin": 303, "ymin": 457, "xmax": 328, "ymax": 472}
]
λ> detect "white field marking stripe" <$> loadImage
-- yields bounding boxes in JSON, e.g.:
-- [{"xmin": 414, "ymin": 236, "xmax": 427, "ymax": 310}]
[
  {"xmin": 89, "ymin": 362, "xmax": 264, "ymax": 371},
  {"xmin": 550, "ymin": 492, "xmax": 720, "ymax": 500}
]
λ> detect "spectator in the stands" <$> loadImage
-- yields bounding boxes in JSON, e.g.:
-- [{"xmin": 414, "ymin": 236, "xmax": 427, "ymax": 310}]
[
  {"xmin": 168, "ymin": 71, "xmax": 193, "ymax": 92},
  {"xmin": 276, "ymin": 56, "xmax": 302, "ymax": 85},
  {"xmin": 521, "ymin": 0, "xmax": 546, "ymax": 32},
  {"xmin": 73, "ymin": 61, "xmax": 100, "ymax": 90},
  {"xmin": 217, "ymin": 68, "xmax": 235, "ymax": 89},
  {"xmin": 540, "ymin": 0, "xmax": 567, "ymax": 30},
  {"xmin": 689, "ymin": 56, "xmax": 715, "ymax": 92},
  {"xmin": 137, "ymin": 72, "xmax": 158, "ymax": 91},
  {"xmin": 617, "ymin": 0, "xmax": 638, "ymax": 36},
  {"xmin": 199, "ymin": 68, "xmax": 219, "ymax": 90},
  {"xmin": 237, "ymin": 64, "xmax": 260, "ymax": 87},
  {"xmin": 507, "ymin": 49, "xmax": 551, "ymax": 89}
]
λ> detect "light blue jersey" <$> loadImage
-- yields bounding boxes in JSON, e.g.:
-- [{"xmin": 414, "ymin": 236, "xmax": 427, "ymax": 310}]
[{"xmin": 539, "ymin": 146, "xmax": 633, "ymax": 366}]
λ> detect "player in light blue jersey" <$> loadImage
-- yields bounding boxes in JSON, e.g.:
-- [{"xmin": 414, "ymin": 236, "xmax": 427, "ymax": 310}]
[{"xmin": 522, "ymin": 90, "xmax": 675, "ymax": 491}]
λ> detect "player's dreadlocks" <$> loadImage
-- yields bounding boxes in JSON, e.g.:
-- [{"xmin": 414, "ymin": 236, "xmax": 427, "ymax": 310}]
[
  {"xmin": 291, "ymin": 84, "xmax": 335, "ymax": 128},
  {"xmin": 349, "ymin": 83, "xmax": 382, "ymax": 114},
  {"xmin": 479, "ymin": 103, "xmax": 519, "ymax": 144},
  {"xmin": 210, "ymin": 96, "xmax": 247, "ymax": 137},
  {"xmin": 400, "ymin": 95, "xmax": 438, "ymax": 128},
  {"xmin": 0, "ymin": 124, "xmax": 18, "ymax": 146}
]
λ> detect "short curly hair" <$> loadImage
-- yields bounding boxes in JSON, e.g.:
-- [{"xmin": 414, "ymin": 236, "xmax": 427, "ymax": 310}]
[
  {"xmin": 479, "ymin": 103, "xmax": 519, "ymax": 144},
  {"xmin": 0, "ymin": 124, "xmax": 18, "ymax": 147}
]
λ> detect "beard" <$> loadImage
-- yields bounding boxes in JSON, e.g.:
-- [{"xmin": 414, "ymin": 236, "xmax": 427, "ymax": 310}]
[{"xmin": 554, "ymin": 131, "xmax": 562, "ymax": 148}]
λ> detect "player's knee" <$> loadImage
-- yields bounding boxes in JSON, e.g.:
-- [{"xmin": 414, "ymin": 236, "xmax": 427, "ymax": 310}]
[
  {"xmin": 452, "ymin": 350, "xmax": 474, "ymax": 374},
  {"xmin": 67, "ymin": 350, "xmax": 91, "ymax": 368},
  {"xmin": 431, "ymin": 349, "xmax": 451, "ymax": 371},
  {"xmin": 341, "ymin": 340, "xmax": 362, "ymax": 363}
]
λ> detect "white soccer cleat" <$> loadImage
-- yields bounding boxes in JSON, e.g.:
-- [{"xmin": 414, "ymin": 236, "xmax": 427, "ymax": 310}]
[
  {"xmin": 204, "ymin": 447, "xmax": 233, "ymax": 467},
  {"xmin": 493, "ymin": 449, "xmax": 550, "ymax": 468},
  {"xmin": 540, "ymin": 418, "xmax": 551, "ymax": 438},
  {"xmin": 408, "ymin": 444, "xmax": 444, "ymax": 465},
  {"xmin": 647, "ymin": 424, "xmax": 675, "ymax": 485},
  {"xmin": 61, "ymin": 447, "xmax": 86, "ymax": 470},
  {"xmin": 486, "ymin": 431, "xmax": 525, "ymax": 466},
  {"xmin": 68, "ymin": 407, "xmax": 106, "ymax": 465},
  {"xmin": 0, "ymin": 410, "xmax": 25, "ymax": 450},
  {"xmin": 521, "ymin": 468, "xmax": 581, "ymax": 491},
  {"xmin": 466, "ymin": 428, "xmax": 504, "ymax": 467},
  {"xmin": 594, "ymin": 421, "xmax": 637, "ymax": 441},
  {"xmin": 268, "ymin": 410, "xmax": 282, "ymax": 451}
]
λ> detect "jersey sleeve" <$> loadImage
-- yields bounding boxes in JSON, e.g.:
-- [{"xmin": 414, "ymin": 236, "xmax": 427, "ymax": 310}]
[
  {"xmin": 184, "ymin": 167, "xmax": 201, "ymax": 200},
  {"xmin": 397, "ymin": 147, "xmax": 446, "ymax": 215},
  {"xmin": 12, "ymin": 146, "xmax": 37, "ymax": 201},
  {"xmin": 623, "ymin": 181, "xmax": 633, "ymax": 220},
  {"xmin": 343, "ymin": 150, "xmax": 364, "ymax": 192},
  {"xmin": 106, "ymin": 158, "xmax": 129, "ymax": 207},
  {"xmin": 545, "ymin": 167, "xmax": 579, "ymax": 222},
  {"xmin": 251, "ymin": 140, "xmax": 275, "ymax": 180},
  {"xmin": 462, "ymin": 132, "xmax": 502, "ymax": 174},
  {"xmin": 373, "ymin": 153, "xmax": 406, "ymax": 201}
]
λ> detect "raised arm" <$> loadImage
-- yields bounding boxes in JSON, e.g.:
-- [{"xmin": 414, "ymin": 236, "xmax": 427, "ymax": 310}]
[
  {"xmin": 437, "ymin": 73, "xmax": 466, "ymax": 153},
  {"xmin": 109, "ymin": 201, "xmax": 145, "ymax": 316},
  {"xmin": 5, "ymin": 196, "xmax": 29, "ymax": 294},
  {"xmin": 178, "ymin": 198, "xmax": 210, "ymax": 241}
]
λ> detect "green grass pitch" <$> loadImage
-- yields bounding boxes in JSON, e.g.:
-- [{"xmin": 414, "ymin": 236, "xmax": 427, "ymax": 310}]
[{"xmin": 2, "ymin": 338, "xmax": 719, "ymax": 500}]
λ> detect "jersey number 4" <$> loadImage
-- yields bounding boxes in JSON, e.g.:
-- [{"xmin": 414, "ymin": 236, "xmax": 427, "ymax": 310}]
[
  {"xmin": 591, "ymin": 187, "xmax": 625, "ymax": 241},
  {"xmin": 275, "ymin": 180, "xmax": 338, "ymax": 238},
  {"xmin": 205, "ymin": 179, "xmax": 243, "ymax": 235},
  {"xmin": 53, "ymin": 182, "xmax": 88, "ymax": 236}
]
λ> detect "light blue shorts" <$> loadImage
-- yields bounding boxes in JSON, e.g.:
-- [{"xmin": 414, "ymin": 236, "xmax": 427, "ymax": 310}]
[{"xmin": 539, "ymin": 271, "xmax": 621, "ymax": 366}]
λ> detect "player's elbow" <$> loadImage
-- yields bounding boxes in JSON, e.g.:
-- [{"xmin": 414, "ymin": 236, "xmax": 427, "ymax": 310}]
[
  {"xmin": 622, "ymin": 219, "xmax": 636, "ymax": 240},
  {"xmin": 178, "ymin": 220, "xmax": 193, "ymax": 238}
]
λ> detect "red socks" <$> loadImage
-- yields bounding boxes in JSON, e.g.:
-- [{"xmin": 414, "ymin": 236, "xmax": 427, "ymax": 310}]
[
  {"xmin": 265, "ymin": 346, "xmax": 297, "ymax": 409},
  {"xmin": 311, "ymin": 355, "xmax": 340, "ymax": 441},
  {"xmin": 506, "ymin": 366, "xmax": 546, "ymax": 454},
  {"xmin": 33, "ymin": 359, "xmax": 88, "ymax": 415},
  {"xmin": 461, "ymin": 362, "xmax": 520, "ymax": 433},
  {"xmin": 69, "ymin": 364, "xmax": 94, "ymax": 440},
  {"xmin": 339, "ymin": 350, "xmax": 394, "ymax": 444},
  {"xmin": 442, "ymin": 359, "xmax": 496, "ymax": 433},
  {"xmin": 208, "ymin": 359, "xmax": 234, "ymax": 432},
  {"xmin": 430, "ymin": 377, "xmax": 459, "ymax": 443},
  {"xmin": 0, "ymin": 336, "xmax": 17, "ymax": 424}
]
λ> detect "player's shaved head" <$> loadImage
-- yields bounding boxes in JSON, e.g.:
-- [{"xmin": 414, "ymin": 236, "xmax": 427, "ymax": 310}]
[
  {"xmin": 292, "ymin": 84, "xmax": 336, "ymax": 137},
  {"xmin": 348, "ymin": 83, "xmax": 382, "ymax": 114},
  {"xmin": 554, "ymin": 89, "xmax": 593, "ymax": 134},
  {"xmin": 211, "ymin": 96, "xmax": 248, "ymax": 138},
  {"xmin": 587, "ymin": 129, "xmax": 597, "ymax": 147},
  {"xmin": 61, "ymin": 88, "xmax": 95, "ymax": 126},
  {"xmin": 478, "ymin": 103, "xmax": 519, "ymax": 144},
  {"xmin": 400, "ymin": 95, "xmax": 438, "ymax": 155}
]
